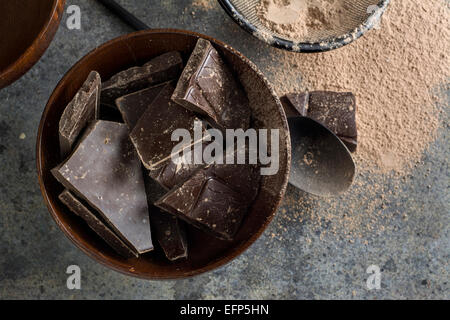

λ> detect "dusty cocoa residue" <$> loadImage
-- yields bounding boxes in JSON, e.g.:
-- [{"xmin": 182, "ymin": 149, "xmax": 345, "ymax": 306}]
[
  {"xmin": 192, "ymin": 0, "xmax": 214, "ymax": 10},
  {"xmin": 256, "ymin": 0, "xmax": 347, "ymax": 40},
  {"xmin": 266, "ymin": 0, "xmax": 449, "ymax": 173}
]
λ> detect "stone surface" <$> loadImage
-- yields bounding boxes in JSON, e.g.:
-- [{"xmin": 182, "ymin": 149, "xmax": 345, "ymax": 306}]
[{"xmin": 0, "ymin": 0, "xmax": 448, "ymax": 299}]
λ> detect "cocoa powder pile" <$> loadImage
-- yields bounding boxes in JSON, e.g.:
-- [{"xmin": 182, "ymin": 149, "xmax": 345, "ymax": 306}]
[
  {"xmin": 256, "ymin": 0, "xmax": 347, "ymax": 40},
  {"xmin": 265, "ymin": 0, "xmax": 449, "ymax": 173}
]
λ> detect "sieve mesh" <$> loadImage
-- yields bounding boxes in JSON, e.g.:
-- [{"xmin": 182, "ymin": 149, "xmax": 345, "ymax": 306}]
[{"xmin": 222, "ymin": 0, "xmax": 389, "ymax": 48}]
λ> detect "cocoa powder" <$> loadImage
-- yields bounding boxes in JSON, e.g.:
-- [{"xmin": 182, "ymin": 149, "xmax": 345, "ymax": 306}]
[
  {"xmin": 265, "ymin": 0, "xmax": 449, "ymax": 173},
  {"xmin": 256, "ymin": 0, "xmax": 347, "ymax": 40}
]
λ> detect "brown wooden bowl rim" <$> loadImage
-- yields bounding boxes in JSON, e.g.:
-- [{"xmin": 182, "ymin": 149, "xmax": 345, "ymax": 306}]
[
  {"xmin": 36, "ymin": 28, "xmax": 291, "ymax": 280},
  {"xmin": 0, "ymin": 0, "xmax": 66, "ymax": 89}
]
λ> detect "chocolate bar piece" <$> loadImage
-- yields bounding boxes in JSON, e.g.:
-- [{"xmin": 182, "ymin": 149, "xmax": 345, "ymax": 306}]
[
  {"xmin": 149, "ymin": 145, "xmax": 208, "ymax": 191},
  {"xmin": 208, "ymin": 162, "xmax": 260, "ymax": 204},
  {"xmin": 59, "ymin": 190, "xmax": 137, "ymax": 258},
  {"xmin": 116, "ymin": 82, "xmax": 205, "ymax": 189},
  {"xmin": 155, "ymin": 157, "xmax": 260, "ymax": 241},
  {"xmin": 115, "ymin": 82, "xmax": 167, "ymax": 129},
  {"xmin": 59, "ymin": 71, "xmax": 101, "ymax": 158},
  {"xmin": 156, "ymin": 170, "xmax": 249, "ymax": 241},
  {"xmin": 142, "ymin": 175, "xmax": 188, "ymax": 261},
  {"xmin": 282, "ymin": 92, "xmax": 358, "ymax": 152},
  {"xmin": 52, "ymin": 120, "xmax": 153, "ymax": 254},
  {"xmin": 130, "ymin": 83, "xmax": 206, "ymax": 170},
  {"xmin": 172, "ymin": 38, "xmax": 251, "ymax": 130},
  {"xmin": 101, "ymin": 51, "xmax": 183, "ymax": 107},
  {"xmin": 150, "ymin": 208, "xmax": 188, "ymax": 261}
]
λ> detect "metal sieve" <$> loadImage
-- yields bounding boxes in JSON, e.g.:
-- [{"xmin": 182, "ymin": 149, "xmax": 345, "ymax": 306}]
[{"xmin": 218, "ymin": 0, "xmax": 390, "ymax": 52}]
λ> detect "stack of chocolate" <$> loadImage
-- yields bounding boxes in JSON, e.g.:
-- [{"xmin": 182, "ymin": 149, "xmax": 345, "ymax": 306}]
[{"xmin": 51, "ymin": 39, "xmax": 261, "ymax": 261}]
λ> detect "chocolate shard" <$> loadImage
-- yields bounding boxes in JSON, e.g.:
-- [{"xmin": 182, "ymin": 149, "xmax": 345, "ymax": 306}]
[
  {"xmin": 281, "ymin": 92, "xmax": 308, "ymax": 117},
  {"xmin": 283, "ymin": 91, "xmax": 358, "ymax": 152},
  {"xmin": 172, "ymin": 38, "xmax": 251, "ymax": 131},
  {"xmin": 101, "ymin": 51, "xmax": 183, "ymax": 107},
  {"xmin": 115, "ymin": 82, "xmax": 168, "ymax": 129},
  {"xmin": 117, "ymin": 81, "xmax": 205, "ymax": 190},
  {"xmin": 150, "ymin": 207, "xmax": 188, "ymax": 261},
  {"xmin": 156, "ymin": 169, "xmax": 206, "ymax": 224},
  {"xmin": 150, "ymin": 145, "xmax": 208, "ymax": 191},
  {"xmin": 142, "ymin": 173, "xmax": 188, "ymax": 261},
  {"xmin": 129, "ymin": 82, "xmax": 207, "ymax": 171},
  {"xmin": 156, "ymin": 171, "xmax": 249, "ymax": 241},
  {"xmin": 59, "ymin": 190, "xmax": 137, "ymax": 258},
  {"xmin": 155, "ymin": 152, "xmax": 260, "ymax": 241},
  {"xmin": 208, "ymin": 162, "xmax": 261, "ymax": 204},
  {"xmin": 52, "ymin": 120, "xmax": 153, "ymax": 254},
  {"xmin": 59, "ymin": 71, "xmax": 101, "ymax": 158}
]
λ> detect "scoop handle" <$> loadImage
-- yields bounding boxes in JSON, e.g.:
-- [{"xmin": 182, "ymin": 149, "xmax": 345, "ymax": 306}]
[{"xmin": 97, "ymin": 0, "xmax": 149, "ymax": 31}]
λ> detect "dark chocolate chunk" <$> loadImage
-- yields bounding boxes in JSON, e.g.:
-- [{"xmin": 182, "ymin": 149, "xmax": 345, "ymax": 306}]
[
  {"xmin": 59, "ymin": 71, "xmax": 101, "ymax": 158},
  {"xmin": 208, "ymin": 162, "xmax": 261, "ymax": 204},
  {"xmin": 155, "ymin": 153, "xmax": 260, "ymax": 241},
  {"xmin": 172, "ymin": 38, "xmax": 251, "ymax": 130},
  {"xmin": 115, "ymin": 82, "xmax": 167, "ymax": 129},
  {"xmin": 59, "ymin": 190, "xmax": 137, "ymax": 258},
  {"xmin": 281, "ymin": 92, "xmax": 308, "ymax": 118},
  {"xmin": 189, "ymin": 178, "xmax": 248, "ymax": 240},
  {"xmin": 117, "ymin": 82, "xmax": 205, "ymax": 190},
  {"xmin": 101, "ymin": 51, "xmax": 183, "ymax": 107},
  {"xmin": 282, "ymin": 91, "xmax": 358, "ymax": 152},
  {"xmin": 149, "ymin": 145, "xmax": 208, "ymax": 191},
  {"xmin": 129, "ymin": 83, "xmax": 206, "ymax": 170},
  {"xmin": 150, "ymin": 208, "xmax": 188, "ymax": 261},
  {"xmin": 156, "ymin": 170, "xmax": 208, "ymax": 228},
  {"xmin": 156, "ymin": 170, "xmax": 249, "ymax": 241},
  {"xmin": 52, "ymin": 120, "xmax": 153, "ymax": 254},
  {"xmin": 142, "ymin": 175, "xmax": 188, "ymax": 261},
  {"xmin": 206, "ymin": 147, "xmax": 261, "ymax": 203}
]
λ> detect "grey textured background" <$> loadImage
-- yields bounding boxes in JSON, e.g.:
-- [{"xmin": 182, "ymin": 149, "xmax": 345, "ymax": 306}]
[{"xmin": 0, "ymin": 0, "xmax": 448, "ymax": 299}]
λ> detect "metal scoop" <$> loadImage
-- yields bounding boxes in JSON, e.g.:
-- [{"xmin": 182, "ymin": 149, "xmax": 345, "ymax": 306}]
[
  {"xmin": 219, "ymin": 0, "xmax": 390, "ymax": 52},
  {"xmin": 287, "ymin": 116, "xmax": 355, "ymax": 196}
]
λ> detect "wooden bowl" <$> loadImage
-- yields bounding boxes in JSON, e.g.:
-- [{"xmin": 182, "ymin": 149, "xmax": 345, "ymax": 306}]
[
  {"xmin": 0, "ymin": 0, "xmax": 65, "ymax": 89},
  {"xmin": 36, "ymin": 29, "xmax": 291, "ymax": 279}
]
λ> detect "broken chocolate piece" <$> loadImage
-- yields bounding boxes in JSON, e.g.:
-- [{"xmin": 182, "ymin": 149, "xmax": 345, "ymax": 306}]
[
  {"xmin": 101, "ymin": 51, "xmax": 183, "ymax": 107},
  {"xmin": 149, "ymin": 145, "xmax": 208, "ymax": 191},
  {"xmin": 130, "ymin": 83, "xmax": 206, "ymax": 170},
  {"xmin": 52, "ymin": 120, "xmax": 153, "ymax": 254},
  {"xmin": 172, "ymin": 38, "xmax": 251, "ymax": 130},
  {"xmin": 59, "ymin": 190, "xmax": 137, "ymax": 258},
  {"xmin": 116, "ymin": 82, "xmax": 205, "ymax": 190},
  {"xmin": 150, "ymin": 208, "xmax": 188, "ymax": 261},
  {"xmin": 281, "ymin": 92, "xmax": 308, "ymax": 118},
  {"xmin": 142, "ymin": 175, "xmax": 188, "ymax": 261},
  {"xmin": 59, "ymin": 71, "xmax": 101, "ymax": 158},
  {"xmin": 115, "ymin": 82, "xmax": 167, "ymax": 129},
  {"xmin": 155, "ymin": 170, "xmax": 207, "ymax": 229},
  {"xmin": 189, "ymin": 178, "xmax": 248, "ymax": 240},
  {"xmin": 156, "ymin": 170, "xmax": 249, "ymax": 241},
  {"xmin": 208, "ymin": 162, "xmax": 260, "ymax": 204},
  {"xmin": 282, "ymin": 91, "xmax": 358, "ymax": 152},
  {"xmin": 155, "ymin": 152, "xmax": 260, "ymax": 241},
  {"xmin": 205, "ymin": 146, "xmax": 261, "ymax": 203}
]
